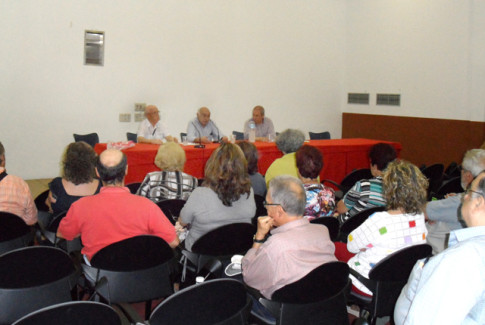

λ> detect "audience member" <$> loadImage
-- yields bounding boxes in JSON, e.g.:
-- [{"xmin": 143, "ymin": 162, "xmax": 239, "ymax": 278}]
[
  {"xmin": 42, "ymin": 142, "xmax": 101, "ymax": 227},
  {"xmin": 0, "ymin": 141, "xmax": 37, "ymax": 225},
  {"xmin": 296, "ymin": 145, "xmax": 335, "ymax": 219},
  {"xmin": 242, "ymin": 175, "xmax": 336, "ymax": 299},
  {"xmin": 425, "ymin": 149, "xmax": 485, "ymax": 253},
  {"xmin": 179, "ymin": 143, "xmax": 255, "ymax": 251},
  {"xmin": 338, "ymin": 160, "xmax": 428, "ymax": 296},
  {"xmin": 243, "ymin": 106, "xmax": 276, "ymax": 142},
  {"xmin": 137, "ymin": 142, "xmax": 198, "ymax": 202},
  {"xmin": 186, "ymin": 107, "xmax": 228, "ymax": 143},
  {"xmin": 57, "ymin": 149, "xmax": 179, "ymax": 262},
  {"xmin": 335, "ymin": 142, "xmax": 397, "ymax": 224},
  {"xmin": 238, "ymin": 142, "xmax": 266, "ymax": 197},
  {"xmin": 394, "ymin": 171, "xmax": 485, "ymax": 324},
  {"xmin": 264, "ymin": 129, "xmax": 305, "ymax": 186},
  {"xmin": 137, "ymin": 105, "xmax": 176, "ymax": 144}
]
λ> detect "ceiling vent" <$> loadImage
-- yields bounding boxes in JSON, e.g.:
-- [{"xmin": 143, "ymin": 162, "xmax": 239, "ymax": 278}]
[
  {"xmin": 347, "ymin": 93, "xmax": 370, "ymax": 105},
  {"xmin": 376, "ymin": 94, "xmax": 400, "ymax": 106}
]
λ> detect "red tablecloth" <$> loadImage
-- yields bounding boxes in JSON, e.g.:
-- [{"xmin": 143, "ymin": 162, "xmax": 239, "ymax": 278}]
[{"xmin": 94, "ymin": 139, "xmax": 401, "ymax": 185}]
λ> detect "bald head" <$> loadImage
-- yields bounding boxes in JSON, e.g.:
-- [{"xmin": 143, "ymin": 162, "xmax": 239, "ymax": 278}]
[
  {"xmin": 197, "ymin": 107, "xmax": 211, "ymax": 126},
  {"xmin": 96, "ymin": 149, "xmax": 127, "ymax": 185},
  {"xmin": 145, "ymin": 105, "xmax": 160, "ymax": 126}
]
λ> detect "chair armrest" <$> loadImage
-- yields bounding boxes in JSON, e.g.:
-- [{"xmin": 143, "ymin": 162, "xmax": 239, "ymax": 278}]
[{"xmin": 349, "ymin": 268, "xmax": 375, "ymax": 293}]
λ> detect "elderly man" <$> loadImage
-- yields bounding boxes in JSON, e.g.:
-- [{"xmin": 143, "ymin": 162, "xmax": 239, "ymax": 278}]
[
  {"xmin": 243, "ymin": 175, "xmax": 336, "ymax": 299},
  {"xmin": 425, "ymin": 149, "xmax": 485, "ymax": 253},
  {"xmin": 335, "ymin": 143, "xmax": 397, "ymax": 224},
  {"xmin": 58, "ymin": 149, "xmax": 179, "ymax": 263},
  {"xmin": 137, "ymin": 105, "xmax": 176, "ymax": 144},
  {"xmin": 243, "ymin": 106, "xmax": 276, "ymax": 142},
  {"xmin": 394, "ymin": 171, "xmax": 485, "ymax": 324},
  {"xmin": 186, "ymin": 107, "xmax": 228, "ymax": 143},
  {"xmin": 264, "ymin": 129, "xmax": 305, "ymax": 186},
  {"xmin": 0, "ymin": 141, "xmax": 37, "ymax": 225}
]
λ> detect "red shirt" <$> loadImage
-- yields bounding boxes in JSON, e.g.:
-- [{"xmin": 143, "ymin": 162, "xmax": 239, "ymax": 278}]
[{"xmin": 59, "ymin": 186, "xmax": 176, "ymax": 260}]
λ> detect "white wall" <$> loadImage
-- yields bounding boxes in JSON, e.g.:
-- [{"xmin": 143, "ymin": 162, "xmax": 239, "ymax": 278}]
[{"xmin": 0, "ymin": 0, "xmax": 345, "ymax": 179}]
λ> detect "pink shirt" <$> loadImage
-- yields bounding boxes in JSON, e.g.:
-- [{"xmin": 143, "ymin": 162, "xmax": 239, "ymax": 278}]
[
  {"xmin": 242, "ymin": 218, "xmax": 336, "ymax": 299},
  {"xmin": 58, "ymin": 186, "xmax": 177, "ymax": 260},
  {"xmin": 0, "ymin": 167, "xmax": 37, "ymax": 225}
]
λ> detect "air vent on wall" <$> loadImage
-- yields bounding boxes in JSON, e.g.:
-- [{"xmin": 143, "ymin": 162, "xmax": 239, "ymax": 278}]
[
  {"xmin": 376, "ymin": 94, "xmax": 400, "ymax": 106},
  {"xmin": 347, "ymin": 93, "xmax": 370, "ymax": 105}
]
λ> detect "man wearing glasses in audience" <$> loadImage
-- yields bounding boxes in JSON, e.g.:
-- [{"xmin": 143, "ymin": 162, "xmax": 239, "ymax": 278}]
[{"xmin": 137, "ymin": 105, "xmax": 177, "ymax": 144}]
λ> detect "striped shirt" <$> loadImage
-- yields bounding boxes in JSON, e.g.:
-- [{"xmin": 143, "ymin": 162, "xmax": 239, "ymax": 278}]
[{"xmin": 136, "ymin": 170, "xmax": 198, "ymax": 202}]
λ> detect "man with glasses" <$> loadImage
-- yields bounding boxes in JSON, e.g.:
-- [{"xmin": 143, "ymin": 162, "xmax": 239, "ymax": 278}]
[
  {"xmin": 425, "ymin": 149, "xmax": 485, "ymax": 253},
  {"xmin": 242, "ymin": 175, "xmax": 336, "ymax": 300},
  {"xmin": 395, "ymin": 171, "xmax": 485, "ymax": 324},
  {"xmin": 137, "ymin": 105, "xmax": 177, "ymax": 144}
]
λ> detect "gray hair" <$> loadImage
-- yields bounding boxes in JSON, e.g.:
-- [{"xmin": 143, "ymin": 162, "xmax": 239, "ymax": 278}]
[
  {"xmin": 275, "ymin": 129, "xmax": 305, "ymax": 154},
  {"xmin": 462, "ymin": 149, "xmax": 485, "ymax": 177},
  {"xmin": 268, "ymin": 175, "xmax": 306, "ymax": 216}
]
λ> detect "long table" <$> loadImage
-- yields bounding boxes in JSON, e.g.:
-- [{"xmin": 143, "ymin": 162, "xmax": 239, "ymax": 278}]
[{"xmin": 94, "ymin": 139, "xmax": 401, "ymax": 185}]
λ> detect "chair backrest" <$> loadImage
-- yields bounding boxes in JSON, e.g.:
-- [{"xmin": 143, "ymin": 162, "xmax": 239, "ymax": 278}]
[
  {"xmin": 263, "ymin": 262, "xmax": 350, "ymax": 325},
  {"xmin": 73, "ymin": 133, "xmax": 99, "ymax": 148},
  {"xmin": 253, "ymin": 194, "xmax": 267, "ymax": 219},
  {"xmin": 308, "ymin": 131, "xmax": 331, "ymax": 140},
  {"xmin": 34, "ymin": 189, "xmax": 50, "ymax": 213},
  {"xmin": 191, "ymin": 223, "xmax": 256, "ymax": 256},
  {"xmin": 421, "ymin": 163, "xmax": 444, "ymax": 198},
  {"xmin": 126, "ymin": 182, "xmax": 141, "ymax": 194},
  {"xmin": 444, "ymin": 161, "xmax": 460, "ymax": 180},
  {"xmin": 0, "ymin": 212, "xmax": 33, "ymax": 255},
  {"xmin": 310, "ymin": 217, "xmax": 339, "ymax": 242},
  {"xmin": 232, "ymin": 131, "xmax": 244, "ymax": 141},
  {"xmin": 126, "ymin": 132, "xmax": 138, "ymax": 143},
  {"xmin": 339, "ymin": 206, "xmax": 386, "ymax": 242},
  {"xmin": 156, "ymin": 199, "xmax": 187, "ymax": 225},
  {"xmin": 150, "ymin": 279, "xmax": 250, "ymax": 325},
  {"xmin": 12, "ymin": 301, "xmax": 122, "ymax": 325},
  {"xmin": 0, "ymin": 246, "xmax": 76, "ymax": 324},
  {"xmin": 434, "ymin": 176, "xmax": 463, "ymax": 199},
  {"xmin": 340, "ymin": 168, "xmax": 373, "ymax": 190}
]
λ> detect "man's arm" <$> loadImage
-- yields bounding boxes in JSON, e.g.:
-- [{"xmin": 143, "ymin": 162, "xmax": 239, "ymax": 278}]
[
  {"xmin": 22, "ymin": 182, "xmax": 38, "ymax": 225},
  {"xmin": 137, "ymin": 136, "xmax": 163, "ymax": 144},
  {"xmin": 425, "ymin": 195, "xmax": 461, "ymax": 224}
]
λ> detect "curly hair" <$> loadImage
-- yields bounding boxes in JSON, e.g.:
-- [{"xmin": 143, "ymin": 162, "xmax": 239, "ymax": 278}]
[
  {"xmin": 62, "ymin": 142, "xmax": 97, "ymax": 185},
  {"xmin": 275, "ymin": 129, "xmax": 305, "ymax": 154},
  {"xmin": 203, "ymin": 143, "xmax": 251, "ymax": 206},
  {"xmin": 154, "ymin": 142, "xmax": 186, "ymax": 171},
  {"xmin": 296, "ymin": 145, "xmax": 323, "ymax": 179},
  {"xmin": 383, "ymin": 160, "xmax": 428, "ymax": 215},
  {"xmin": 237, "ymin": 142, "xmax": 259, "ymax": 175}
]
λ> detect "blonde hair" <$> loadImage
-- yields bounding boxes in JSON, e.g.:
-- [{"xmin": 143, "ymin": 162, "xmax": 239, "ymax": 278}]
[
  {"xmin": 383, "ymin": 160, "xmax": 428, "ymax": 215},
  {"xmin": 154, "ymin": 142, "xmax": 186, "ymax": 171}
]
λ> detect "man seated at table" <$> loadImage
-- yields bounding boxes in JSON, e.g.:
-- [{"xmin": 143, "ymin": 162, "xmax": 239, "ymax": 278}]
[
  {"xmin": 57, "ymin": 148, "xmax": 179, "ymax": 263},
  {"xmin": 244, "ymin": 105, "xmax": 276, "ymax": 142},
  {"xmin": 137, "ymin": 105, "xmax": 177, "ymax": 144},
  {"xmin": 186, "ymin": 107, "xmax": 228, "ymax": 144}
]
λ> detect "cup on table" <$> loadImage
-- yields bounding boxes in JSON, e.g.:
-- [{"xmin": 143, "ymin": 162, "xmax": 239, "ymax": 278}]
[{"xmin": 182, "ymin": 135, "xmax": 188, "ymax": 145}]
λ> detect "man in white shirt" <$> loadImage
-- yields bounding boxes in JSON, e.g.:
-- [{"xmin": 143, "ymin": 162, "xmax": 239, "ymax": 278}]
[{"xmin": 137, "ymin": 105, "xmax": 177, "ymax": 144}]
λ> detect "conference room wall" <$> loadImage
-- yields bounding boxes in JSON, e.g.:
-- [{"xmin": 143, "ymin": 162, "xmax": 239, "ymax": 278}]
[{"xmin": 0, "ymin": 1, "xmax": 346, "ymax": 179}]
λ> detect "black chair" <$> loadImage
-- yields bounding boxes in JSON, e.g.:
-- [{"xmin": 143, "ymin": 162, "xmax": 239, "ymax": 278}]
[
  {"xmin": 444, "ymin": 161, "xmax": 460, "ymax": 180},
  {"xmin": 82, "ymin": 235, "xmax": 175, "ymax": 320},
  {"xmin": 432, "ymin": 176, "xmax": 463, "ymax": 200},
  {"xmin": 0, "ymin": 246, "xmax": 77, "ymax": 325},
  {"xmin": 308, "ymin": 131, "xmax": 331, "ymax": 140},
  {"xmin": 0, "ymin": 212, "xmax": 33, "ymax": 255},
  {"xmin": 338, "ymin": 206, "xmax": 386, "ymax": 243},
  {"xmin": 126, "ymin": 182, "xmax": 141, "ymax": 194},
  {"xmin": 251, "ymin": 262, "xmax": 350, "ymax": 325},
  {"xmin": 149, "ymin": 279, "xmax": 251, "ymax": 325},
  {"xmin": 11, "ymin": 301, "xmax": 122, "ymax": 325},
  {"xmin": 322, "ymin": 168, "xmax": 372, "ymax": 200},
  {"xmin": 181, "ymin": 223, "xmax": 256, "ymax": 283},
  {"xmin": 126, "ymin": 132, "xmax": 137, "ymax": 143},
  {"xmin": 310, "ymin": 217, "xmax": 339, "ymax": 242},
  {"xmin": 421, "ymin": 163, "xmax": 444, "ymax": 200},
  {"xmin": 348, "ymin": 244, "xmax": 432, "ymax": 325},
  {"xmin": 156, "ymin": 199, "xmax": 186, "ymax": 225},
  {"xmin": 253, "ymin": 194, "xmax": 268, "ymax": 225},
  {"xmin": 34, "ymin": 189, "xmax": 50, "ymax": 213},
  {"xmin": 73, "ymin": 133, "xmax": 99, "ymax": 148},
  {"xmin": 233, "ymin": 131, "xmax": 245, "ymax": 141}
]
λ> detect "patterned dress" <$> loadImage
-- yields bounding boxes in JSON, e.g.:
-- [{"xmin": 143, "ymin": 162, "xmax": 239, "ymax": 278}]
[
  {"xmin": 136, "ymin": 170, "xmax": 198, "ymax": 202},
  {"xmin": 303, "ymin": 183, "xmax": 336, "ymax": 220}
]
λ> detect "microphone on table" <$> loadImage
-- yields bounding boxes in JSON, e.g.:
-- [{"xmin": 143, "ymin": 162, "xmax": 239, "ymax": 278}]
[
  {"xmin": 192, "ymin": 121, "xmax": 205, "ymax": 148},
  {"xmin": 211, "ymin": 121, "xmax": 222, "ymax": 143}
]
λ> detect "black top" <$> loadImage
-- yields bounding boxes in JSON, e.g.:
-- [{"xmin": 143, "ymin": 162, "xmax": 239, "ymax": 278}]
[{"xmin": 49, "ymin": 177, "xmax": 102, "ymax": 214}]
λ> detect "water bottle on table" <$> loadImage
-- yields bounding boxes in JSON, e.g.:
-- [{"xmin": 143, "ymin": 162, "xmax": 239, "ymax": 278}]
[{"xmin": 249, "ymin": 121, "xmax": 256, "ymax": 143}]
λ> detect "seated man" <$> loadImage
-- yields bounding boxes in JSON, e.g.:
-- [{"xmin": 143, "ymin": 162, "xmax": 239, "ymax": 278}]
[
  {"xmin": 394, "ymin": 171, "xmax": 485, "ymax": 324},
  {"xmin": 0, "ymin": 141, "xmax": 37, "ymax": 225},
  {"xmin": 137, "ymin": 105, "xmax": 177, "ymax": 144},
  {"xmin": 425, "ymin": 149, "xmax": 485, "ymax": 253},
  {"xmin": 58, "ymin": 148, "xmax": 179, "ymax": 263},
  {"xmin": 244, "ymin": 106, "xmax": 276, "ymax": 142},
  {"xmin": 335, "ymin": 143, "xmax": 397, "ymax": 224},
  {"xmin": 242, "ymin": 175, "xmax": 336, "ymax": 299},
  {"xmin": 186, "ymin": 107, "xmax": 228, "ymax": 143}
]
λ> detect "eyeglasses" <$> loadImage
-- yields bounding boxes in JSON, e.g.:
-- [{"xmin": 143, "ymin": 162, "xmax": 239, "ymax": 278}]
[
  {"xmin": 464, "ymin": 188, "xmax": 485, "ymax": 198},
  {"xmin": 263, "ymin": 201, "xmax": 281, "ymax": 208}
]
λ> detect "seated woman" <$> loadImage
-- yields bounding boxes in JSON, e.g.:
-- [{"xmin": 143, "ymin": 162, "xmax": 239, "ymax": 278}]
[
  {"xmin": 295, "ymin": 145, "xmax": 335, "ymax": 220},
  {"xmin": 179, "ymin": 143, "xmax": 256, "ymax": 251},
  {"xmin": 238, "ymin": 142, "xmax": 266, "ymax": 197},
  {"xmin": 137, "ymin": 142, "xmax": 198, "ymax": 202},
  {"xmin": 43, "ymin": 142, "xmax": 101, "ymax": 227},
  {"xmin": 339, "ymin": 160, "xmax": 428, "ymax": 296}
]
